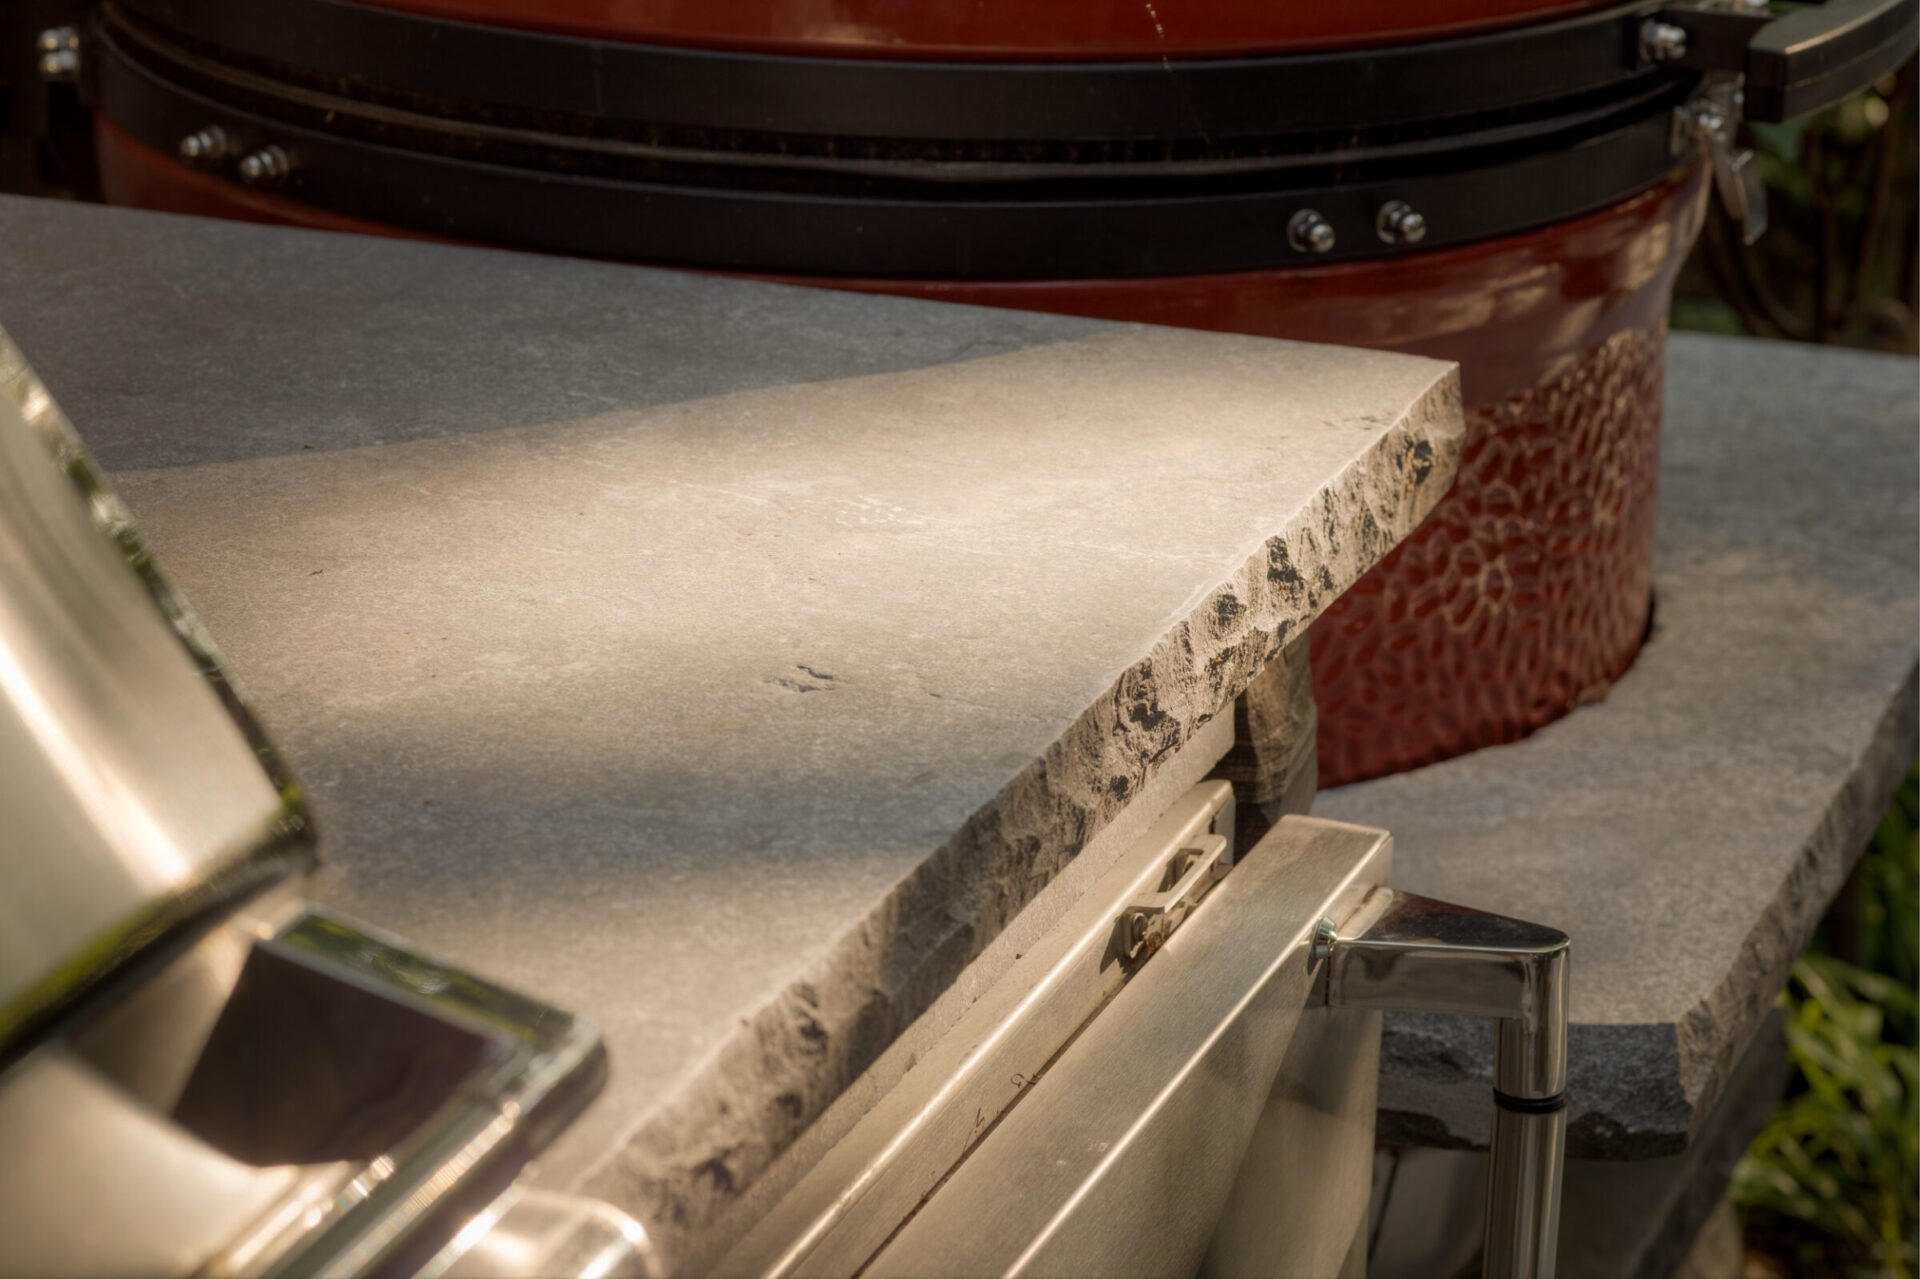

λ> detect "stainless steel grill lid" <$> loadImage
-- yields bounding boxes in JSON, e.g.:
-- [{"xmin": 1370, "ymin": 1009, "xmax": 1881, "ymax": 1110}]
[{"xmin": 0, "ymin": 327, "xmax": 311, "ymax": 1052}]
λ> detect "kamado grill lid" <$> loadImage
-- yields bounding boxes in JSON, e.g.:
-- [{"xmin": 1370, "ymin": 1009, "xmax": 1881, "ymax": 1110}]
[{"xmin": 0, "ymin": 331, "xmax": 310, "ymax": 1055}]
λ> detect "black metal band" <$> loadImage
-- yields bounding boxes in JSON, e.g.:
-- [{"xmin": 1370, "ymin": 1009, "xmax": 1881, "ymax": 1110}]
[
  {"xmin": 111, "ymin": 0, "xmax": 1682, "ymax": 146},
  {"xmin": 1494, "ymin": 1089, "xmax": 1570, "ymax": 1114},
  {"xmin": 95, "ymin": 14, "xmax": 1696, "ymax": 279}
]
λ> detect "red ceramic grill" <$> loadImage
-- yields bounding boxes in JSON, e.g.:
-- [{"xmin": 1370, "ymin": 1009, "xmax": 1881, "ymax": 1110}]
[{"xmin": 78, "ymin": 0, "xmax": 1916, "ymax": 783}]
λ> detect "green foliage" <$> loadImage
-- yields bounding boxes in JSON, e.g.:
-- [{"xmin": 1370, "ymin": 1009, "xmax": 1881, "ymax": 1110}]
[
  {"xmin": 1852, "ymin": 775, "xmax": 1920, "ymax": 999},
  {"xmin": 1733, "ymin": 768, "xmax": 1920, "ymax": 1277}
]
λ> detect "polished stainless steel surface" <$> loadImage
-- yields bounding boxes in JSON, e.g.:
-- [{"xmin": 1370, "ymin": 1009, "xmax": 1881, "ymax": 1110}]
[
  {"xmin": 718, "ymin": 784, "xmax": 1238, "ymax": 1279},
  {"xmin": 0, "ymin": 1044, "xmax": 334, "ymax": 1279},
  {"xmin": 1322, "ymin": 890, "xmax": 1570, "ymax": 1279},
  {"xmin": 862, "ymin": 817, "xmax": 1392, "ymax": 1279},
  {"xmin": 1483, "ymin": 1102, "xmax": 1568, "ymax": 1279},
  {"xmin": 428, "ymin": 1185, "xmax": 661, "ymax": 1279},
  {"xmin": 1201, "ymin": 999, "xmax": 1379, "ymax": 1279},
  {"xmin": 0, "ymin": 900, "xmax": 606, "ymax": 1279},
  {"xmin": 1322, "ymin": 890, "xmax": 1569, "ymax": 1101},
  {"xmin": 0, "ymin": 329, "xmax": 307, "ymax": 1051}
]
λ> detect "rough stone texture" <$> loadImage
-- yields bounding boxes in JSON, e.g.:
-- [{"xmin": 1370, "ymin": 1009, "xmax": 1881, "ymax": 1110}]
[
  {"xmin": 0, "ymin": 197, "xmax": 1463, "ymax": 1272},
  {"xmin": 1318, "ymin": 333, "xmax": 1919, "ymax": 1159}
]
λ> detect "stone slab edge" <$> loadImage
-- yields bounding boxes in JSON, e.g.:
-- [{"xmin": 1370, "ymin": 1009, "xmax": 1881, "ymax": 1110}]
[
  {"xmin": 1558, "ymin": 1009, "xmax": 1790, "ymax": 1279},
  {"xmin": 574, "ymin": 371, "xmax": 1463, "ymax": 1270},
  {"xmin": 1377, "ymin": 662, "xmax": 1918, "ymax": 1159}
]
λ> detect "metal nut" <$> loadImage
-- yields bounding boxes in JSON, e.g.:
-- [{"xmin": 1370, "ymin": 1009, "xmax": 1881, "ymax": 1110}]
[
  {"xmin": 1677, "ymin": 98, "xmax": 1729, "ymax": 150},
  {"xmin": 178, "ymin": 126, "xmax": 236, "ymax": 165},
  {"xmin": 1287, "ymin": 209, "xmax": 1336, "ymax": 256},
  {"xmin": 237, "ymin": 146, "xmax": 292, "ymax": 186},
  {"xmin": 36, "ymin": 28, "xmax": 80, "ymax": 83},
  {"xmin": 1639, "ymin": 19, "xmax": 1689, "ymax": 63},
  {"xmin": 1376, "ymin": 200, "xmax": 1427, "ymax": 246}
]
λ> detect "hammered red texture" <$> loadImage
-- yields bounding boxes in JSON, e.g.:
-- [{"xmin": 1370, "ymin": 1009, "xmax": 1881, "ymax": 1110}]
[
  {"xmin": 93, "ymin": 120, "xmax": 1710, "ymax": 785},
  {"xmin": 1309, "ymin": 325, "xmax": 1669, "ymax": 782}
]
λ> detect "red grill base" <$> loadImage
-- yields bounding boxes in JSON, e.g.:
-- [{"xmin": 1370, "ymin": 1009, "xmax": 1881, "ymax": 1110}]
[{"xmin": 1311, "ymin": 324, "xmax": 1669, "ymax": 782}]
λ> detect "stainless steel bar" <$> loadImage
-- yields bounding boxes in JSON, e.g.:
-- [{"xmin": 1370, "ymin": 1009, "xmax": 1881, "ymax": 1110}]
[
  {"xmin": 1482, "ymin": 1102, "xmax": 1567, "ymax": 1279},
  {"xmin": 1321, "ymin": 888, "xmax": 1570, "ymax": 1279},
  {"xmin": 426, "ymin": 1185, "xmax": 661, "ymax": 1279}
]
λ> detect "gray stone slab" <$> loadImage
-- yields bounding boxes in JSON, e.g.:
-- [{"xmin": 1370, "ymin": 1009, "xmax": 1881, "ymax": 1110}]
[
  {"xmin": 1368, "ymin": 1009, "xmax": 1789, "ymax": 1279},
  {"xmin": 1318, "ymin": 333, "xmax": 1918, "ymax": 1159},
  {"xmin": 0, "ymin": 198, "xmax": 1112, "ymax": 472},
  {"xmin": 0, "ymin": 197, "xmax": 1462, "ymax": 1271}
]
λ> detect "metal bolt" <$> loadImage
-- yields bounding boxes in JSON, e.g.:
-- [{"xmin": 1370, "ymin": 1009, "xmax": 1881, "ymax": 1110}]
[
  {"xmin": 1685, "ymin": 99, "xmax": 1728, "ymax": 142},
  {"xmin": 237, "ymin": 145, "xmax": 291, "ymax": 186},
  {"xmin": 178, "ymin": 125, "xmax": 236, "ymax": 165},
  {"xmin": 1310, "ymin": 917, "xmax": 1338, "ymax": 970},
  {"xmin": 1640, "ymin": 19, "xmax": 1689, "ymax": 63},
  {"xmin": 1671, "ymin": 86, "xmax": 1734, "ymax": 157},
  {"xmin": 36, "ymin": 27, "xmax": 79, "ymax": 83},
  {"xmin": 1376, "ymin": 200, "xmax": 1427, "ymax": 246},
  {"xmin": 1287, "ymin": 209, "xmax": 1336, "ymax": 255}
]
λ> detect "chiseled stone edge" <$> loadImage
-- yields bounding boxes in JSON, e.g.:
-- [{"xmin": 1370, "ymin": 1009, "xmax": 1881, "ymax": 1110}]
[
  {"xmin": 1377, "ymin": 662, "xmax": 1919, "ymax": 1159},
  {"xmin": 572, "ymin": 370, "xmax": 1464, "ymax": 1270},
  {"xmin": 1672, "ymin": 661, "xmax": 1919, "ymax": 1143}
]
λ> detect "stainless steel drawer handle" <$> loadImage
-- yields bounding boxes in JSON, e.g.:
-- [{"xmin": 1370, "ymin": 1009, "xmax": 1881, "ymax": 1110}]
[{"xmin": 1318, "ymin": 889, "xmax": 1570, "ymax": 1279}]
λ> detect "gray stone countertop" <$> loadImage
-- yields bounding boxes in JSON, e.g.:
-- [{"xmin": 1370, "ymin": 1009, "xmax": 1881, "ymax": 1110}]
[
  {"xmin": 0, "ymin": 198, "xmax": 1461, "ymax": 1271},
  {"xmin": 1319, "ymin": 333, "xmax": 1918, "ymax": 1159}
]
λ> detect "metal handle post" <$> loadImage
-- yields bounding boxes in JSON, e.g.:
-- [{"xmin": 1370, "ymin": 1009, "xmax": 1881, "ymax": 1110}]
[{"xmin": 1318, "ymin": 889, "xmax": 1570, "ymax": 1279}]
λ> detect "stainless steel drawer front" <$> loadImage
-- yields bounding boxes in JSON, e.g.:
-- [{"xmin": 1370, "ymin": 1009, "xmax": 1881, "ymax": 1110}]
[{"xmin": 865, "ymin": 818, "xmax": 1392, "ymax": 1279}]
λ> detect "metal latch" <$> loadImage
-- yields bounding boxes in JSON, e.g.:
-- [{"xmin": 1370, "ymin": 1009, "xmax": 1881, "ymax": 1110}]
[
  {"xmin": 1674, "ymin": 74, "xmax": 1770, "ymax": 244},
  {"xmin": 1117, "ymin": 833, "xmax": 1230, "ymax": 961}
]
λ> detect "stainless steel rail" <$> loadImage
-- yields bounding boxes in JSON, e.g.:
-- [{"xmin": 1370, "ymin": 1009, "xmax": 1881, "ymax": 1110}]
[{"xmin": 1319, "ymin": 889, "xmax": 1571, "ymax": 1279}]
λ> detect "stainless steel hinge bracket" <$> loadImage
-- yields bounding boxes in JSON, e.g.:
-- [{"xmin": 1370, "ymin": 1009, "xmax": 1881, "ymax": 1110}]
[{"xmin": 1116, "ymin": 832, "xmax": 1230, "ymax": 961}]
